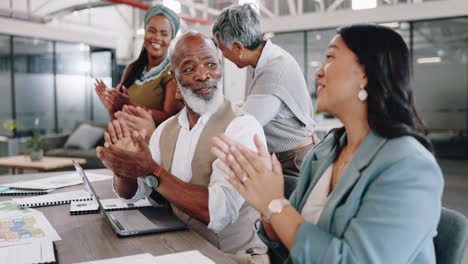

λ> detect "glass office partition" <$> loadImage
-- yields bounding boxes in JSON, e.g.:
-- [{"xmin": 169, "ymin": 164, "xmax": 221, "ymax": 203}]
[
  {"xmin": 91, "ymin": 50, "xmax": 112, "ymax": 123},
  {"xmin": 13, "ymin": 37, "xmax": 54, "ymax": 135},
  {"xmin": 306, "ymin": 29, "xmax": 338, "ymax": 96},
  {"xmin": 393, "ymin": 22, "xmax": 411, "ymax": 45},
  {"xmin": 2, "ymin": 34, "xmax": 115, "ymax": 136},
  {"xmin": 271, "ymin": 31, "xmax": 306, "ymax": 82},
  {"xmin": 412, "ymin": 18, "xmax": 468, "ymax": 133},
  {"xmin": 0, "ymin": 35, "xmax": 12, "ymax": 136},
  {"xmin": 56, "ymin": 42, "xmax": 91, "ymax": 133}
]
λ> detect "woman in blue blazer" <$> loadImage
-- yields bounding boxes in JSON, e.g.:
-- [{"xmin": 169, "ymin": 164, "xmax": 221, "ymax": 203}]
[{"xmin": 211, "ymin": 24, "xmax": 443, "ymax": 263}]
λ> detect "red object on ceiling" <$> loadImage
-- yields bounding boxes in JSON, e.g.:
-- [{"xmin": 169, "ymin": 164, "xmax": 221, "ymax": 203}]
[{"xmin": 104, "ymin": 0, "xmax": 213, "ymax": 25}]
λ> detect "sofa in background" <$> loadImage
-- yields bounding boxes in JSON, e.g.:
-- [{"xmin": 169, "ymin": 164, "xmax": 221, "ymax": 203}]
[{"xmin": 43, "ymin": 121, "xmax": 108, "ymax": 169}]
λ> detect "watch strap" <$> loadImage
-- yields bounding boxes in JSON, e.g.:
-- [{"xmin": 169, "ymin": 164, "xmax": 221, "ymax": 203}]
[
  {"xmin": 263, "ymin": 210, "xmax": 273, "ymax": 223},
  {"xmin": 153, "ymin": 165, "xmax": 165, "ymax": 177}
]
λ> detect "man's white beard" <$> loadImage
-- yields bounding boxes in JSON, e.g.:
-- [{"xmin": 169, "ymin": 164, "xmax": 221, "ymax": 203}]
[{"xmin": 177, "ymin": 79, "xmax": 224, "ymax": 115}]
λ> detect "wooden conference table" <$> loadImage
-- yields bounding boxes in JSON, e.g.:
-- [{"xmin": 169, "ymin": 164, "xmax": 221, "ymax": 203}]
[
  {"xmin": 0, "ymin": 155, "xmax": 87, "ymax": 174},
  {"xmin": 0, "ymin": 169, "xmax": 235, "ymax": 264}
]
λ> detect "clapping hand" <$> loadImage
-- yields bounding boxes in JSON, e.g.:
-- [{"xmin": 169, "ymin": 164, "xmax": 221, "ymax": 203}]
[
  {"xmin": 106, "ymin": 86, "xmax": 132, "ymax": 111},
  {"xmin": 94, "ymin": 79, "xmax": 115, "ymax": 113},
  {"xmin": 96, "ymin": 119, "xmax": 156, "ymax": 179},
  {"xmin": 211, "ymin": 134, "xmax": 286, "ymax": 216},
  {"xmin": 114, "ymin": 105, "xmax": 156, "ymax": 143},
  {"xmin": 94, "ymin": 79, "xmax": 132, "ymax": 115}
]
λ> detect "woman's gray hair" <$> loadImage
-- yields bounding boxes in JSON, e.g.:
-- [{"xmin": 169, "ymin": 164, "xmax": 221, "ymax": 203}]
[{"xmin": 212, "ymin": 4, "xmax": 263, "ymax": 50}]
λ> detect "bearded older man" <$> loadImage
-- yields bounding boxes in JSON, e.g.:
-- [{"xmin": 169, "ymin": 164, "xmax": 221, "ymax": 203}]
[{"xmin": 96, "ymin": 31, "xmax": 269, "ymax": 264}]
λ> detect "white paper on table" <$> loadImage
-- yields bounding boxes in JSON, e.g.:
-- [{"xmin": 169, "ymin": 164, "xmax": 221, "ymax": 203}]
[
  {"xmin": 83, "ymin": 172, "xmax": 113, "ymax": 182},
  {"xmin": 75, "ymin": 253, "xmax": 155, "ymax": 264},
  {"xmin": 1, "ymin": 172, "xmax": 112, "ymax": 190},
  {"xmin": 153, "ymin": 250, "xmax": 216, "ymax": 264},
  {"xmin": 12, "ymin": 190, "xmax": 92, "ymax": 208},
  {"xmin": 100, "ymin": 198, "xmax": 152, "ymax": 210},
  {"xmin": 70, "ymin": 199, "xmax": 99, "ymax": 213},
  {"xmin": 0, "ymin": 209, "xmax": 61, "ymax": 247},
  {"xmin": 0, "ymin": 238, "xmax": 55, "ymax": 264}
]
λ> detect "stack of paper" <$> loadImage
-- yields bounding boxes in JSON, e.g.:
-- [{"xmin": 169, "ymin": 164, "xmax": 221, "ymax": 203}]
[
  {"xmin": 0, "ymin": 201, "xmax": 61, "ymax": 263},
  {"xmin": 0, "ymin": 188, "xmax": 55, "ymax": 196},
  {"xmin": 76, "ymin": 253, "xmax": 155, "ymax": 264},
  {"xmin": 13, "ymin": 190, "xmax": 93, "ymax": 208},
  {"xmin": 1, "ymin": 172, "xmax": 112, "ymax": 190},
  {"xmin": 153, "ymin": 250, "xmax": 216, "ymax": 264},
  {"xmin": 0, "ymin": 238, "xmax": 55, "ymax": 264},
  {"xmin": 101, "ymin": 198, "xmax": 152, "ymax": 211},
  {"xmin": 75, "ymin": 250, "xmax": 216, "ymax": 264}
]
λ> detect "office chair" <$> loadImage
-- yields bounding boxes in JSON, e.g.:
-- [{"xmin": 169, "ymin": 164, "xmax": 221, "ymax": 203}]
[{"xmin": 434, "ymin": 207, "xmax": 468, "ymax": 264}]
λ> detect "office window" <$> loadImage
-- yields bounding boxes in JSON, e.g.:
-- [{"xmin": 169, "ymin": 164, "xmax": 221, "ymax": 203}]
[
  {"xmin": 412, "ymin": 18, "xmax": 468, "ymax": 133},
  {"xmin": 306, "ymin": 28, "xmax": 337, "ymax": 96},
  {"xmin": 0, "ymin": 35, "xmax": 12, "ymax": 135},
  {"xmin": 393, "ymin": 21, "xmax": 410, "ymax": 45},
  {"xmin": 13, "ymin": 37, "xmax": 54, "ymax": 134},
  {"xmin": 56, "ymin": 42, "xmax": 91, "ymax": 133}
]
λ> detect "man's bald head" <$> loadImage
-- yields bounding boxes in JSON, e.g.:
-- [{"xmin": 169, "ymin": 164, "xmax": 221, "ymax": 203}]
[
  {"xmin": 169, "ymin": 31, "xmax": 220, "ymax": 71},
  {"xmin": 168, "ymin": 31, "xmax": 224, "ymax": 115}
]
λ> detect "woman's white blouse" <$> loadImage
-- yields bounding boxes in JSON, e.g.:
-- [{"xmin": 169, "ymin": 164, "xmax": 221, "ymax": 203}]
[{"xmin": 300, "ymin": 164, "xmax": 334, "ymax": 224}]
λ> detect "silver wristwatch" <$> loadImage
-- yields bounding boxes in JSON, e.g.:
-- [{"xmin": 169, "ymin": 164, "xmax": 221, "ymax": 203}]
[
  {"xmin": 144, "ymin": 165, "xmax": 164, "ymax": 189},
  {"xmin": 263, "ymin": 198, "xmax": 290, "ymax": 222},
  {"xmin": 145, "ymin": 175, "xmax": 160, "ymax": 189}
]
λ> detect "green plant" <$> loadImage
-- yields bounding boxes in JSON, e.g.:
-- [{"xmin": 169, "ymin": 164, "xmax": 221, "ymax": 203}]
[
  {"xmin": 3, "ymin": 119, "xmax": 21, "ymax": 134},
  {"xmin": 26, "ymin": 131, "xmax": 43, "ymax": 155}
]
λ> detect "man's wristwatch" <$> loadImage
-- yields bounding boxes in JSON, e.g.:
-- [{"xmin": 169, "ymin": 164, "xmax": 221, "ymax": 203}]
[
  {"xmin": 144, "ymin": 165, "xmax": 164, "ymax": 189},
  {"xmin": 263, "ymin": 198, "xmax": 290, "ymax": 222}
]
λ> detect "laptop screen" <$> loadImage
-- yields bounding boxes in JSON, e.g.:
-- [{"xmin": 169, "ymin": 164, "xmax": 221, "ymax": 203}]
[{"xmin": 71, "ymin": 160, "xmax": 186, "ymax": 236}]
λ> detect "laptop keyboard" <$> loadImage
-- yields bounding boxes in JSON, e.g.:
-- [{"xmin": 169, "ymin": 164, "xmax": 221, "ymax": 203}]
[{"xmin": 109, "ymin": 210, "xmax": 156, "ymax": 231}]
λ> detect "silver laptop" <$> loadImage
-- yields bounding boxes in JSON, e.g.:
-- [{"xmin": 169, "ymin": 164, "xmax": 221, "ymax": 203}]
[{"xmin": 72, "ymin": 161, "xmax": 186, "ymax": 237}]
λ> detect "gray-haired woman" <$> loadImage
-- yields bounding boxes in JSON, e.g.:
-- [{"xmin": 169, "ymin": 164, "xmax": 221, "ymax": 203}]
[{"xmin": 212, "ymin": 4, "xmax": 317, "ymax": 177}]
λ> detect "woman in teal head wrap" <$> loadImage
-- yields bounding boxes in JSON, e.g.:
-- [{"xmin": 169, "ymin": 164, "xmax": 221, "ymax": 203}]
[{"xmin": 94, "ymin": 4, "xmax": 183, "ymax": 142}]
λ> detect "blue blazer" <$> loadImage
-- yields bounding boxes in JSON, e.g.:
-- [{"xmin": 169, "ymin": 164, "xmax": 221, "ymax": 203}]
[{"xmin": 259, "ymin": 129, "xmax": 444, "ymax": 264}]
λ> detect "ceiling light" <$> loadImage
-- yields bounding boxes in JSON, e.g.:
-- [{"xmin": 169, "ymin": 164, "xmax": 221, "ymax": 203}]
[
  {"xmin": 309, "ymin": 61, "xmax": 321, "ymax": 67},
  {"xmin": 416, "ymin": 57, "xmax": 441, "ymax": 64},
  {"xmin": 399, "ymin": 22, "xmax": 410, "ymax": 30},
  {"xmin": 379, "ymin": 22, "xmax": 399, "ymax": 28},
  {"xmin": 263, "ymin": 32, "xmax": 275, "ymax": 39},
  {"xmin": 352, "ymin": 0, "xmax": 377, "ymax": 10},
  {"xmin": 79, "ymin": 44, "xmax": 88, "ymax": 52},
  {"xmin": 437, "ymin": 49, "xmax": 445, "ymax": 57}
]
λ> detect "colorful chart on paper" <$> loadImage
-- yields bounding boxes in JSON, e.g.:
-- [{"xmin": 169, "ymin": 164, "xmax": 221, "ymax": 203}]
[
  {"xmin": 0, "ymin": 201, "xmax": 32, "ymax": 214},
  {"xmin": 0, "ymin": 216, "xmax": 46, "ymax": 241}
]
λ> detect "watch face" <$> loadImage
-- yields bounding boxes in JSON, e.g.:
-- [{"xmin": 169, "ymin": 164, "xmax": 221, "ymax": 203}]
[
  {"xmin": 270, "ymin": 200, "xmax": 283, "ymax": 213},
  {"xmin": 145, "ymin": 175, "xmax": 159, "ymax": 188}
]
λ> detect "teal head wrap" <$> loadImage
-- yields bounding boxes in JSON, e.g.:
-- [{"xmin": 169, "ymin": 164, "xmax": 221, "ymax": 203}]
[{"xmin": 144, "ymin": 5, "xmax": 180, "ymax": 39}]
